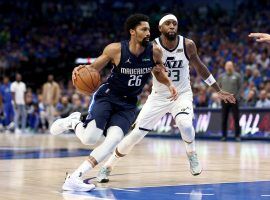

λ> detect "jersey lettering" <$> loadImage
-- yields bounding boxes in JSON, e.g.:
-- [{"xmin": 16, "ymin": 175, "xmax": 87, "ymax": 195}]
[{"xmin": 165, "ymin": 57, "xmax": 183, "ymax": 82}]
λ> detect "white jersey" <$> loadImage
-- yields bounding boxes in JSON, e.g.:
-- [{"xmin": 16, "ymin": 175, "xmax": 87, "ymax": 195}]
[{"xmin": 152, "ymin": 35, "xmax": 192, "ymax": 95}]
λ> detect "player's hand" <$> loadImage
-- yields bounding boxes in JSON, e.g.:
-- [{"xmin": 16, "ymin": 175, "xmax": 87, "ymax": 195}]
[
  {"xmin": 217, "ymin": 90, "xmax": 236, "ymax": 104},
  {"xmin": 249, "ymin": 33, "xmax": 270, "ymax": 44},
  {"xmin": 72, "ymin": 65, "xmax": 85, "ymax": 85},
  {"xmin": 167, "ymin": 85, "xmax": 178, "ymax": 101}
]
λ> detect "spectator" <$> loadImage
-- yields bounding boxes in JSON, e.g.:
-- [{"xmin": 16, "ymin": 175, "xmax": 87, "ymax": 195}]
[
  {"xmin": 71, "ymin": 93, "xmax": 84, "ymax": 113},
  {"xmin": 255, "ymin": 90, "xmax": 270, "ymax": 108},
  {"xmin": 209, "ymin": 92, "xmax": 221, "ymax": 108},
  {"xmin": 42, "ymin": 74, "xmax": 61, "ymax": 126},
  {"xmin": 0, "ymin": 76, "xmax": 14, "ymax": 128},
  {"xmin": 56, "ymin": 96, "xmax": 72, "ymax": 118},
  {"xmin": 11, "ymin": 73, "xmax": 27, "ymax": 134},
  {"xmin": 218, "ymin": 61, "xmax": 241, "ymax": 141}
]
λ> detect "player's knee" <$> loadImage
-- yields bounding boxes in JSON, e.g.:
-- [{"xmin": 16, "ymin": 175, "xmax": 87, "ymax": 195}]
[
  {"xmin": 81, "ymin": 121, "xmax": 103, "ymax": 145},
  {"xmin": 175, "ymin": 115, "xmax": 195, "ymax": 142},
  {"xmin": 107, "ymin": 126, "xmax": 124, "ymax": 144}
]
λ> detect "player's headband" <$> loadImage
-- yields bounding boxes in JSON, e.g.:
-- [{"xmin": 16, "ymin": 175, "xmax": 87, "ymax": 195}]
[{"xmin": 159, "ymin": 14, "xmax": 178, "ymax": 26}]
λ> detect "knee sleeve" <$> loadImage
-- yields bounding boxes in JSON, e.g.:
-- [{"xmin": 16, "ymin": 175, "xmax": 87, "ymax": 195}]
[
  {"xmin": 79, "ymin": 120, "xmax": 103, "ymax": 145},
  {"xmin": 175, "ymin": 114, "xmax": 195, "ymax": 143},
  {"xmin": 90, "ymin": 126, "xmax": 124, "ymax": 163}
]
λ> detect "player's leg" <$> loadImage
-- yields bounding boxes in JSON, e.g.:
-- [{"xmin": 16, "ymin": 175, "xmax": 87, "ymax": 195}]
[
  {"xmin": 50, "ymin": 94, "xmax": 111, "ymax": 146},
  {"xmin": 99, "ymin": 96, "xmax": 169, "ymax": 181},
  {"xmin": 172, "ymin": 94, "xmax": 202, "ymax": 175},
  {"xmin": 64, "ymin": 106, "xmax": 135, "ymax": 190},
  {"xmin": 64, "ymin": 126, "xmax": 124, "ymax": 190}
]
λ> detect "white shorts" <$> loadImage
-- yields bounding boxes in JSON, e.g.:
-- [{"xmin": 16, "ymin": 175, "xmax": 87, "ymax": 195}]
[{"xmin": 136, "ymin": 91, "xmax": 194, "ymax": 131}]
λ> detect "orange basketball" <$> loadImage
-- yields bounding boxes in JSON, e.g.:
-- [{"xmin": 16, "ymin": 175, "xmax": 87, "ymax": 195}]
[{"xmin": 73, "ymin": 66, "xmax": 101, "ymax": 95}]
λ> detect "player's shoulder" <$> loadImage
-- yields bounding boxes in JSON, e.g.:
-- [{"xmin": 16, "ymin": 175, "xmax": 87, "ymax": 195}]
[
  {"xmin": 105, "ymin": 42, "xmax": 121, "ymax": 52},
  {"xmin": 184, "ymin": 37, "xmax": 196, "ymax": 49},
  {"xmin": 103, "ymin": 42, "xmax": 121, "ymax": 57},
  {"xmin": 152, "ymin": 42, "xmax": 162, "ymax": 54}
]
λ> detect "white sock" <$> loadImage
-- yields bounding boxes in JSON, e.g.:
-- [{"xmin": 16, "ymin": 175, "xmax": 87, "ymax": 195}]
[
  {"xmin": 70, "ymin": 160, "xmax": 92, "ymax": 178},
  {"xmin": 184, "ymin": 140, "xmax": 196, "ymax": 154},
  {"xmin": 104, "ymin": 152, "xmax": 121, "ymax": 169}
]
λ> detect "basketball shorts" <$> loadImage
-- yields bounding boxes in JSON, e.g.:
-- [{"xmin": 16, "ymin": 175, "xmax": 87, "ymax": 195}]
[
  {"xmin": 84, "ymin": 84, "xmax": 137, "ymax": 135},
  {"xmin": 135, "ymin": 91, "xmax": 194, "ymax": 131}
]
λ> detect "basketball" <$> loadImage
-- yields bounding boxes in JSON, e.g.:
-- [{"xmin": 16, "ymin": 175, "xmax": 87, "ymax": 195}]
[{"xmin": 73, "ymin": 66, "xmax": 101, "ymax": 95}]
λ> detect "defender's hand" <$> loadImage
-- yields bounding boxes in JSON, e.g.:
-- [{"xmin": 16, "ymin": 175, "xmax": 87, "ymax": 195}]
[
  {"xmin": 167, "ymin": 85, "xmax": 178, "ymax": 101},
  {"xmin": 249, "ymin": 33, "xmax": 270, "ymax": 44},
  {"xmin": 217, "ymin": 90, "xmax": 236, "ymax": 104}
]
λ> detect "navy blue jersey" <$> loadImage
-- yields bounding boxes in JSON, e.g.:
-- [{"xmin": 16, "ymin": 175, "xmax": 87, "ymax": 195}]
[{"xmin": 106, "ymin": 40, "xmax": 155, "ymax": 97}]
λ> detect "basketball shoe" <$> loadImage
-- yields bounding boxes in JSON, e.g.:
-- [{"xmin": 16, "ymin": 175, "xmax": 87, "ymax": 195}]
[
  {"xmin": 62, "ymin": 173, "xmax": 95, "ymax": 192},
  {"xmin": 96, "ymin": 167, "xmax": 111, "ymax": 183},
  {"xmin": 50, "ymin": 112, "xmax": 81, "ymax": 135},
  {"xmin": 187, "ymin": 152, "xmax": 202, "ymax": 176}
]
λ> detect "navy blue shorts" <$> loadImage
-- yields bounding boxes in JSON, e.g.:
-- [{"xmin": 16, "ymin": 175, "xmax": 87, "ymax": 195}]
[{"xmin": 83, "ymin": 84, "xmax": 138, "ymax": 135}]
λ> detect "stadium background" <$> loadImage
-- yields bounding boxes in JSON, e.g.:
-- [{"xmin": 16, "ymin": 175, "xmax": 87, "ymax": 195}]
[{"xmin": 0, "ymin": 0, "xmax": 270, "ymax": 138}]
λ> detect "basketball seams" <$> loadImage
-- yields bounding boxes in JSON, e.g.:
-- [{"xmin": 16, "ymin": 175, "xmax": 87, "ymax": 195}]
[
  {"xmin": 75, "ymin": 85, "xmax": 92, "ymax": 95},
  {"xmin": 85, "ymin": 67, "xmax": 95, "ymax": 89},
  {"xmin": 78, "ymin": 68, "xmax": 94, "ymax": 91}
]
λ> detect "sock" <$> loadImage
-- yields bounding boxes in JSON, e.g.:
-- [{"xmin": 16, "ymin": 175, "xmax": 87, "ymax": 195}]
[
  {"xmin": 103, "ymin": 148, "xmax": 123, "ymax": 169},
  {"xmin": 70, "ymin": 160, "xmax": 93, "ymax": 178}
]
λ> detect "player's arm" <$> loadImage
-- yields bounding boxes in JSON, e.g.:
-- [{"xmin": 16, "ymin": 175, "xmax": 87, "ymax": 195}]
[
  {"xmin": 72, "ymin": 43, "xmax": 120, "ymax": 81},
  {"xmin": 185, "ymin": 38, "xmax": 235, "ymax": 103},
  {"xmin": 152, "ymin": 45, "xmax": 178, "ymax": 101},
  {"xmin": 249, "ymin": 33, "xmax": 270, "ymax": 44}
]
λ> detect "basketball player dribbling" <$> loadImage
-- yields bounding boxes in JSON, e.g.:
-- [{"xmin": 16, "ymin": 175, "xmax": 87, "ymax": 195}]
[
  {"xmin": 96, "ymin": 14, "xmax": 236, "ymax": 183},
  {"xmin": 249, "ymin": 33, "xmax": 270, "ymax": 43},
  {"xmin": 50, "ymin": 14, "xmax": 178, "ymax": 191}
]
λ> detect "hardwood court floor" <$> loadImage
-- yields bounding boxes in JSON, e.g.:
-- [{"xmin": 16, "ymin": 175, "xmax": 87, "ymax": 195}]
[{"xmin": 0, "ymin": 134, "xmax": 269, "ymax": 200}]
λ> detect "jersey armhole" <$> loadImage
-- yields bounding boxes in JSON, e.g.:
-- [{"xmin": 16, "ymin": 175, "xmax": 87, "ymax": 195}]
[
  {"xmin": 114, "ymin": 41, "xmax": 123, "ymax": 67},
  {"xmin": 183, "ymin": 37, "xmax": 190, "ymax": 61}
]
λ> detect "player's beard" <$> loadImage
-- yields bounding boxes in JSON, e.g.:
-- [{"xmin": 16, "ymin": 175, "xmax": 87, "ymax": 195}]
[
  {"xmin": 164, "ymin": 32, "xmax": 177, "ymax": 41},
  {"xmin": 141, "ymin": 37, "xmax": 150, "ymax": 47}
]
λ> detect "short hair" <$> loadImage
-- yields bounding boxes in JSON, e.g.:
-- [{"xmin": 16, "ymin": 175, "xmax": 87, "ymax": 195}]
[{"xmin": 125, "ymin": 13, "xmax": 149, "ymax": 35}]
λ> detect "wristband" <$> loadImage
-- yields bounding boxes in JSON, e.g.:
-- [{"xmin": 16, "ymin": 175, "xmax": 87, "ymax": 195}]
[{"xmin": 204, "ymin": 74, "xmax": 216, "ymax": 86}]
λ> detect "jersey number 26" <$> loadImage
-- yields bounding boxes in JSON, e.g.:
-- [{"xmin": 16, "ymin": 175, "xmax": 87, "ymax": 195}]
[{"xmin": 128, "ymin": 75, "xmax": 142, "ymax": 86}]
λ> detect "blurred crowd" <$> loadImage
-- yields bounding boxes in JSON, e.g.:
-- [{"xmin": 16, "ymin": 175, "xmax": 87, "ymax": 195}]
[{"xmin": 0, "ymin": 0, "xmax": 270, "ymax": 133}]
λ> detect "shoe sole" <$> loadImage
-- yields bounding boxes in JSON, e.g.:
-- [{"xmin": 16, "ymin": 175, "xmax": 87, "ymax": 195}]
[
  {"xmin": 97, "ymin": 178, "xmax": 109, "ymax": 183},
  {"xmin": 191, "ymin": 169, "xmax": 202, "ymax": 176},
  {"xmin": 62, "ymin": 184, "xmax": 95, "ymax": 192}
]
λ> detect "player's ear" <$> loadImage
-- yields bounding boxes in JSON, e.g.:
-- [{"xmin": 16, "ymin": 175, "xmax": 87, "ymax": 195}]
[
  {"xmin": 130, "ymin": 29, "xmax": 135, "ymax": 36},
  {"xmin": 158, "ymin": 25, "xmax": 162, "ymax": 32}
]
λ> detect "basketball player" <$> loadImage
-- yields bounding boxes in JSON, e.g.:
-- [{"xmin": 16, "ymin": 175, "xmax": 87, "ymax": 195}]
[
  {"xmin": 50, "ymin": 14, "xmax": 178, "ymax": 191},
  {"xmin": 249, "ymin": 33, "xmax": 270, "ymax": 43},
  {"xmin": 96, "ymin": 14, "xmax": 236, "ymax": 183}
]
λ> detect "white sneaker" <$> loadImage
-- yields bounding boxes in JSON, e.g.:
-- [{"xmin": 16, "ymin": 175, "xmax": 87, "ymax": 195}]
[
  {"xmin": 187, "ymin": 152, "xmax": 202, "ymax": 176},
  {"xmin": 62, "ymin": 174, "xmax": 95, "ymax": 192},
  {"xmin": 50, "ymin": 112, "xmax": 81, "ymax": 135},
  {"xmin": 15, "ymin": 128, "xmax": 22, "ymax": 135},
  {"xmin": 96, "ymin": 167, "xmax": 111, "ymax": 183}
]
